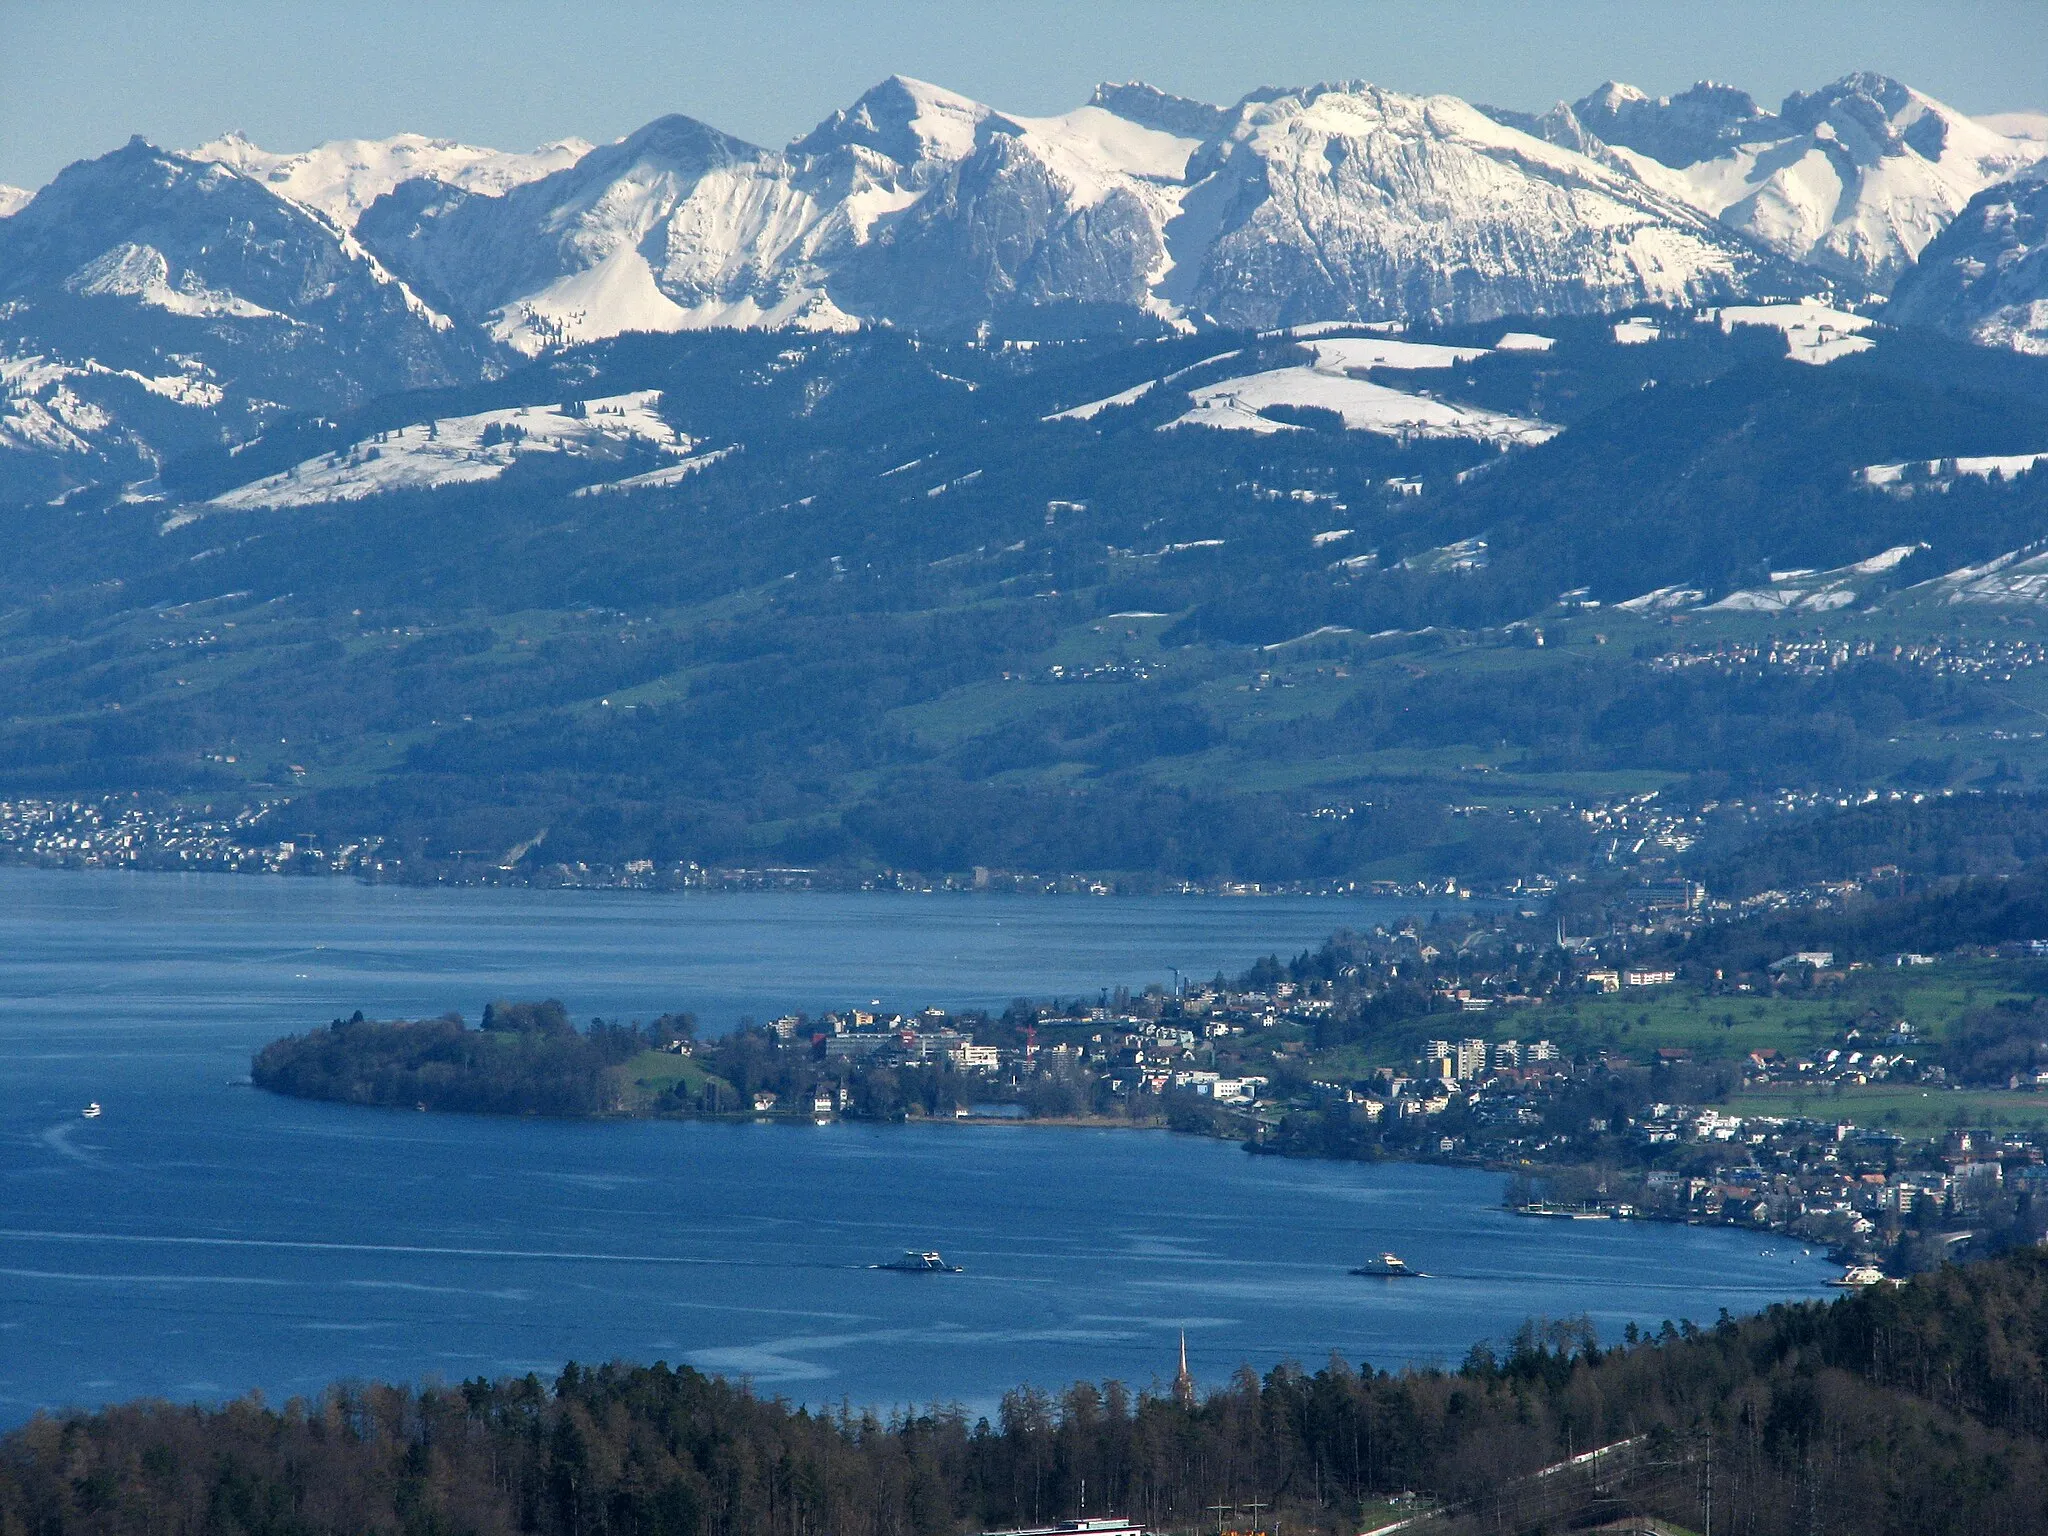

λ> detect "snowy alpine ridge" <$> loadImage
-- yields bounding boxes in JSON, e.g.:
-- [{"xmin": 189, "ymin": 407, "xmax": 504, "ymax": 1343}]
[
  {"xmin": 338, "ymin": 74, "xmax": 1792, "ymax": 356},
  {"xmin": 1539, "ymin": 74, "xmax": 2046, "ymax": 290},
  {"xmin": 1, "ymin": 68, "xmax": 2044, "ymax": 501}
]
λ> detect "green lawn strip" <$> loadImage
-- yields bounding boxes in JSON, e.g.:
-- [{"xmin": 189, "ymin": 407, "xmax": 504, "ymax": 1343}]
[
  {"xmin": 1725, "ymin": 1084, "xmax": 2048, "ymax": 1133},
  {"xmin": 1300, "ymin": 962, "xmax": 2044, "ymax": 1078}
]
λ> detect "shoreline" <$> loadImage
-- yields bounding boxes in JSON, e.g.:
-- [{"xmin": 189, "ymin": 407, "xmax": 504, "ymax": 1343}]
[{"xmin": 0, "ymin": 855, "xmax": 1495, "ymax": 904}]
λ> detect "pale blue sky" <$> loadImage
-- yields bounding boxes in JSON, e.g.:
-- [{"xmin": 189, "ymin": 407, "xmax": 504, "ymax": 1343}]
[{"xmin": 3, "ymin": 0, "xmax": 2043, "ymax": 190}]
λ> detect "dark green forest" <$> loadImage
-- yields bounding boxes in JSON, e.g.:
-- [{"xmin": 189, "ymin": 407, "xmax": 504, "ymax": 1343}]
[
  {"xmin": 250, "ymin": 1002, "xmax": 666, "ymax": 1117},
  {"xmin": 11, "ymin": 1250, "xmax": 2048, "ymax": 1535}
]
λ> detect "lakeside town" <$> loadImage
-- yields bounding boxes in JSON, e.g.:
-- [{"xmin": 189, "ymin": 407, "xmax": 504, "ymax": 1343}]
[
  {"xmin": 0, "ymin": 785, "xmax": 1965, "ymax": 900},
  {"xmin": 667, "ymin": 960, "xmax": 2048, "ymax": 1286},
  {"xmin": 254, "ymin": 900, "xmax": 2048, "ymax": 1291}
]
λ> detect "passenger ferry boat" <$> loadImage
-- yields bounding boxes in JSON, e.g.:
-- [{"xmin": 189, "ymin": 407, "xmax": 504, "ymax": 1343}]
[
  {"xmin": 1349, "ymin": 1252, "xmax": 1423, "ymax": 1277},
  {"xmin": 875, "ymin": 1250, "xmax": 962, "ymax": 1273}
]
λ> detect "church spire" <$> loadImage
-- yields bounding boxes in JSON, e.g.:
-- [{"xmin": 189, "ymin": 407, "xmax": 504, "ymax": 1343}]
[{"xmin": 1172, "ymin": 1331, "xmax": 1195, "ymax": 1408}]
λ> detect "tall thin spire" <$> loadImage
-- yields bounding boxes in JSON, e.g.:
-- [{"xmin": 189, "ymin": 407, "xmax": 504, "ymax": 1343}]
[{"xmin": 1173, "ymin": 1331, "xmax": 1195, "ymax": 1408}]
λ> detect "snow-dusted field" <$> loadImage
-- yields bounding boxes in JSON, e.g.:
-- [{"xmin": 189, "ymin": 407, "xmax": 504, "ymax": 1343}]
[
  {"xmin": 206, "ymin": 391, "xmax": 693, "ymax": 511},
  {"xmin": 1860, "ymin": 451, "xmax": 2048, "ymax": 492},
  {"xmin": 1167, "ymin": 366, "xmax": 1556, "ymax": 445},
  {"xmin": 1713, "ymin": 302, "xmax": 1874, "ymax": 365}
]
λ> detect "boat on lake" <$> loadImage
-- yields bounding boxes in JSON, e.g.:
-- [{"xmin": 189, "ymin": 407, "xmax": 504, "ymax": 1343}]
[
  {"xmin": 1350, "ymin": 1251, "xmax": 1423, "ymax": 1277},
  {"xmin": 875, "ymin": 1250, "xmax": 962, "ymax": 1273},
  {"xmin": 81, "ymin": 1102, "xmax": 102, "ymax": 1119}
]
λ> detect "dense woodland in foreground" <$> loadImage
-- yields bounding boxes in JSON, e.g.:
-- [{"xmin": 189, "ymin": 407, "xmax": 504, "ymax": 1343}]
[{"xmin": 8, "ymin": 1251, "xmax": 2048, "ymax": 1535}]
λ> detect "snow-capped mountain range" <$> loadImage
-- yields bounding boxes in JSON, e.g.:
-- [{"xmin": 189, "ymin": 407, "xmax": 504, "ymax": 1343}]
[
  {"xmin": 1551, "ymin": 73, "xmax": 2044, "ymax": 289},
  {"xmin": 2, "ymin": 69, "xmax": 2044, "ymax": 501},
  {"xmin": 345, "ymin": 74, "xmax": 1785, "ymax": 357}
]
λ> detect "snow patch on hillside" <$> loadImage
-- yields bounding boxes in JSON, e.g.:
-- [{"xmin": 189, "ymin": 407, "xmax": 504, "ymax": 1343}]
[
  {"xmin": 65, "ymin": 242, "xmax": 283, "ymax": 320},
  {"xmin": 1, "ymin": 351, "xmax": 226, "ymax": 459},
  {"xmin": 1703, "ymin": 543, "xmax": 1924, "ymax": 611},
  {"xmin": 1712, "ymin": 301, "xmax": 1874, "ymax": 364},
  {"xmin": 1168, "ymin": 366, "xmax": 1556, "ymax": 445},
  {"xmin": 573, "ymin": 446, "xmax": 736, "ymax": 496},
  {"xmin": 1298, "ymin": 337, "xmax": 1490, "ymax": 370},
  {"xmin": 0, "ymin": 356, "xmax": 108, "ymax": 454},
  {"xmin": 1045, "ymin": 379, "xmax": 1158, "ymax": 421},
  {"xmin": 1616, "ymin": 584, "xmax": 1705, "ymax": 611},
  {"xmin": 1861, "ymin": 452, "xmax": 2048, "ymax": 493},
  {"xmin": 1042, "ymin": 349, "xmax": 1243, "ymax": 421},
  {"xmin": 206, "ymin": 391, "xmax": 689, "ymax": 510},
  {"xmin": 1926, "ymin": 543, "xmax": 2048, "ymax": 606}
]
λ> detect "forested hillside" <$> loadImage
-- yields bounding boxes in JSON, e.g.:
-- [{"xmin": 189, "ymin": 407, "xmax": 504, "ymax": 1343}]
[{"xmin": 8, "ymin": 317, "xmax": 2048, "ymax": 884}]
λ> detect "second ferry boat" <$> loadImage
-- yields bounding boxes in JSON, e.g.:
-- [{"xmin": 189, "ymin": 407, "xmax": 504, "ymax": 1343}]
[{"xmin": 1349, "ymin": 1252, "xmax": 1424, "ymax": 1277}]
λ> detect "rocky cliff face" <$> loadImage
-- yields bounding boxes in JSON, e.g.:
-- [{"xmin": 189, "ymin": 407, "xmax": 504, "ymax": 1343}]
[{"xmin": 1888, "ymin": 171, "xmax": 2048, "ymax": 354}]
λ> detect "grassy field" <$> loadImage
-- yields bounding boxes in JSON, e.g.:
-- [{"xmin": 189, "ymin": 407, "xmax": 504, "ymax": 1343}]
[
  {"xmin": 1302, "ymin": 961, "xmax": 2043, "ymax": 1083},
  {"xmin": 1726, "ymin": 1084, "xmax": 2048, "ymax": 1133},
  {"xmin": 618, "ymin": 1049, "xmax": 727, "ymax": 1107},
  {"xmin": 1504, "ymin": 961, "xmax": 2039, "ymax": 1059}
]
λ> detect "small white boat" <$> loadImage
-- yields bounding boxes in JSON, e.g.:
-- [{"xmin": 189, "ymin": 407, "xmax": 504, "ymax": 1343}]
[
  {"xmin": 1350, "ymin": 1252, "xmax": 1424, "ymax": 1278},
  {"xmin": 81, "ymin": 1102, "xmax": 102, "ymax": 1119}
]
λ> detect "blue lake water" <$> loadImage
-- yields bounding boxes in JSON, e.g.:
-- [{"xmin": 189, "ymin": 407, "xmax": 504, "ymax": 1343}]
[{"xmin": 0, "ymin": 869, "xmax": 1832, "ymax": 1421}]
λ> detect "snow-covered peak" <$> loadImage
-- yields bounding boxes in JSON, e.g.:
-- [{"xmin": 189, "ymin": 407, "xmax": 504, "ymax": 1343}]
[
  {"xmin": 1145, "ymin": 78, "xmax": 1775, "ymax": 330},
  {"xmin": 1583, "ymin": 81, "xmax": 1651, "ymax": 112},
  {"xmin": 1777, "ymin": 73, "xmax": 2014, "ymax": 169},
  {"xmin": 187, "ymin": 129, "xmax": 590, "ymax": 229},
  {"xmin": 0, "ymin": 184, "xmax": 31, "ymax": 219},
  {"xmin": 1888, "ymin": 173, "xmax": 2048, "ymax": 355},
  {"xmin": 793, "ymin": 75, "xmax": 990, "ymax": 169},
  {"xmin": 1573, "ymin": 80, "xmax": 1773, "ymax": 170},
  {"xmin": 1002, "ymin": 104, "xmax": 1204, "ymax": 186}
]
